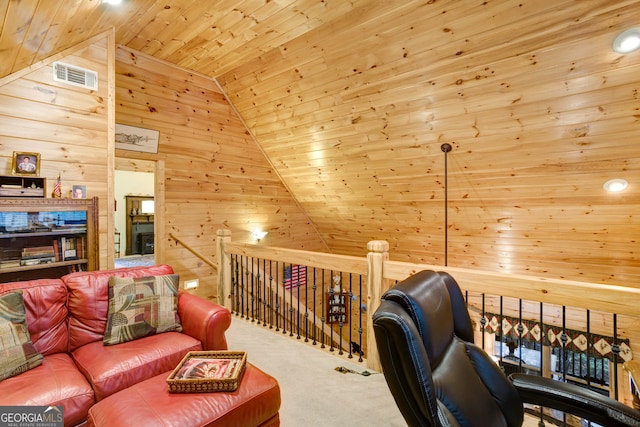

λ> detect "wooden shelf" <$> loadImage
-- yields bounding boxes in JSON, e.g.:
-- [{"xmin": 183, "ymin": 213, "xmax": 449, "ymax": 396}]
[
  {"xmin": 0, "ymin": 259, "xmax": 88, "ymax": 274},
  {"xmin": 0, "ymin": 197, "xmax": 98, "ymax": 281},
  {"xmin": 0, "ymin": 175, "xmax": 45, "ymax": 198}
]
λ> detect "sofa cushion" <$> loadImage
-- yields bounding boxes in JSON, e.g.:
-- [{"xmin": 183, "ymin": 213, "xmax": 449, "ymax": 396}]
[
  {"xmin": 0, "ymin": 279, "xmax": 68, "ymax": 356},
  {"xmin": 64, "ymin": 265, "xmax": 174, "ymax": 351},
  {"xmin": 0, "ymin": 291, "xmax": 44, "ymax": 381},
  {"xmin": 103, "ymin": 274, "xmax": 182, "ymax": 346},
  {"xmin": 72, "ymin": 331, "xmax": 201, "ymax": 401},
  {"xmin": 0, "ymin": 352, "xmax": 94, "ymax": 427}
]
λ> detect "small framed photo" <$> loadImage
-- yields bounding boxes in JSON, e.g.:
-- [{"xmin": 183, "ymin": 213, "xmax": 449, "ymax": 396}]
[
  {"xmin": 72, "ymin": 185, "xmax": 86, "ymax": 199},
  {"xmin": 12, "ymin": 152, "xmax": 40, "ymax": 176}
]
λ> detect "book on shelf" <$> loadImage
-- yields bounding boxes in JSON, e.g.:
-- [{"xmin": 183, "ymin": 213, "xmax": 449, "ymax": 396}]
[
  {"xmin": 0, "ymin": 259, "xmax": 21, "ymax": 269},
  {"xmin": 21, "ymin": 245, "xmax": 55, "ymax": 259},
  {"xmin": 58, "ymin": 236, "xmax": 86, "ymax": 260},
  {"xmin": 61, "ymin": 237, "xmax": 76, "ymax": 260},
  {"xmin": 52, "ymin": 239, "xmax": 60, "ymax": 262},
  {"xmin": 21, "ymin": 257, "xmax": 55, "ymax": 266}
]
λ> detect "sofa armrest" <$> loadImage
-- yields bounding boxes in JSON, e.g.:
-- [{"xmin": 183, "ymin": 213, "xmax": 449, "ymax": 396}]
[{"xmin": 177, "ymin": 292, "xmax": 231, "ymax": 351}]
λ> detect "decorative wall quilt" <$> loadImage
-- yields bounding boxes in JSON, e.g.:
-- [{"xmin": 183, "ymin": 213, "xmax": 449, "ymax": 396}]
[{"xmin": 483, "ymin": 313, "xmax": 632, "ymax": 363}]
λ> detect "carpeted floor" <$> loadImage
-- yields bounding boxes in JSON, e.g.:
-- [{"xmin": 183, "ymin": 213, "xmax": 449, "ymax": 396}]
[
  {"xmin": 226, "ymin": 316, "xmax": 543, "ymax": 426},
  {"xmin": 114, "ymin": 254, "xmax": 156, "ymax": 269},
  {"xmin": 226, "ymin": 316, "xmax": 407, "ymax": 427}
]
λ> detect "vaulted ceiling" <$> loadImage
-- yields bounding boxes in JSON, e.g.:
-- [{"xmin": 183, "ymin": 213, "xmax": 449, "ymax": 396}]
[{"xmin": 2, "ymin": 0, "xmax": 639, "ymax": 285}]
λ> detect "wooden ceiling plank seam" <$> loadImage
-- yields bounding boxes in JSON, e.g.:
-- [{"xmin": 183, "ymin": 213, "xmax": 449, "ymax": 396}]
[{"xmin": 0, "ymin": 0, "xmax": 40, "ymax": 76}]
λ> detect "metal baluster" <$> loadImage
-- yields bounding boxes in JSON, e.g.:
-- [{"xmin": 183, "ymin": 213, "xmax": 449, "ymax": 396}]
[
  {"xmin": 304, "ymin": 265, "xmax": 309, "ymax": 342},
  {"xmin": 296, "ymin": 268, "xmax": 301, "ymax": 339},
  {"xmin": 241, "ymin": 256, "xmax": 247, "ymax": 319},
  {"xmin": 329, "ymin": 270, "xmax": 335, "ymax": 352},
  {"xmin": 282, "ymin": 262, "xmax": 288, "ymax": 335},
  {"xmin": 561, "ymin": 306, "xmax": 567, "ymax": 427},
  {"xmin": 347, "ymin": 273, "xmax": 353, "ymax": 359},
  {"xmin": 338, "ymin": 272, "xmax": 344, "ymax": 356},
  {"xmin": 613, "ymin": 314, "xmax": 619, "ymax": 400},
  {"xmin": 499, "ymin": 296, "xmax": 504, "ymax": 366},
  {"xmin": 261, "ymin": 259, "xmax": 267, "ymax": 326},
  {"xmin": 517, "ymin": 299, "xmax": 523, "ymax": 372},
  {"xmin": 275, "ymin": 261, "xmax": 280, "ymax": 332},
  {"xmin": 320, "ymin": 269, "xmax": 325, "ymax": 349},
  {"xmin": 230, "ymin": 255, "xmax": 237, "ymax": 315},
  {"xmin": 539, "ymin": 302, "xmax": 545, "ymax": 426},
  {"xmin": 480, "ymin": 293, "xmax": 486, "ymax": 350},
  {"xmin": 268, "ymin": 261, "xmax": 273, "ymax": 329},
  {"xmin": 289, "ymin": 263, "xmax": 294, "ymax": 337},
  {"xmin": 250, "ymin": 257, "xmax": 255, "ymax": 322},
  {"xmin": 586, "ymin": 310, "xmax": 591, "ymax": 388},
  {"xmin": 312, "ymin": 268, "xmax": 317, "ymax": 345},
  {"xmin": 357, "ymin": 275, "xmax": 363, "ymax": 362}
]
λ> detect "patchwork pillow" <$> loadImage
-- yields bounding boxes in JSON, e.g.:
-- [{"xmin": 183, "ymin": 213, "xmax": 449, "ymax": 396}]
[
  {"xmin": 103, "ymin": 274, "xmax": 182, "ymax": 346},
  {"xmin": 0, "ymin": 291, "xmax": 44, "ymax": 381}
]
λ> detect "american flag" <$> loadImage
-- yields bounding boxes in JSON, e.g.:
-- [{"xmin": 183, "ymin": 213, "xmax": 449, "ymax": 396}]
[
  {"xmin": 53, "ymin": 175, "xmax": 62, "ymax": 198},
  {"xmin": 283, "ymin": 265, "xmax": 306, "ymax": 290}
]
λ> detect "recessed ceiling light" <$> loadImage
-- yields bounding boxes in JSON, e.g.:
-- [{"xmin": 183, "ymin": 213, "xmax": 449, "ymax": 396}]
[
  {"xmin": 612, "ymin": 28, "xmax": 640, "ymax": 53},
  {"xmin": 603, "ymin": 178, "xmax": 628, "ymax": 192}
]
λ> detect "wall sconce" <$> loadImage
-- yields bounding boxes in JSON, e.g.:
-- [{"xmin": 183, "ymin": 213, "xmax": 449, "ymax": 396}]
[
  {"xmin": 252, "ymin": 230, "xmax": 268, "ymax": 242},
  {"xmin": 612, "ymin": 28, "xmax": 640, "ymax": 53},
  {"xmin": 603, "ymin": 178, "xmax": 628, "ymax": 192}
]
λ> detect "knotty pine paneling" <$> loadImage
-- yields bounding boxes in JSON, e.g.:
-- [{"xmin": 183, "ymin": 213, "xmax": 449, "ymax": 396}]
[
  {"xmin": 115, "ymin": 45, "xmax": 327, "ymax": 302},
  {"xmin": 0, "ymin": 33, "xmax": 113, "ymax": 270},
  {"xmin": 217, "ymin": 0, "xmax": 640, "ymax": 287}
]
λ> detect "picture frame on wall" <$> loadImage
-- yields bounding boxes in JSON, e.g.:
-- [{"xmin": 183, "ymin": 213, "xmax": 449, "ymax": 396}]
[
  {"xmin": 115, "ymin": 123, "xmax": 160, "ymax": 154},
  {"xmin": 12, "ymin": 152, "xmax": 40, "ymax": 176},
  {"xmin": 72, "ymin": 185, "xmax": 86, "ymax": 199}
]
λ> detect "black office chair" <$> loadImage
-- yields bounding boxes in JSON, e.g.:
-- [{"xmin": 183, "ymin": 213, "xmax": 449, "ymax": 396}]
[{"xmin": 372, "ymin": 270, "xmax": 640, "ymax": 427}]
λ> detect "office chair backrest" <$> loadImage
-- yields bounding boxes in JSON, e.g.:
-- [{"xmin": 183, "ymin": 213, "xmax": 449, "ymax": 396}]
[{"xmin": 373, "ymin": 270, "xmax": 524, "ymax": 427}]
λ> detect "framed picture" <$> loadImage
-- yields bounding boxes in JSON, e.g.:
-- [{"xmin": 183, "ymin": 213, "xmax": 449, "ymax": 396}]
[
  {"xmin": 12, "ymin": 152, "xmax": 40, "ymax": 176},
  {"xmin": 115, "ymin": 123, "xmax": 160, "ymax": 154},
  {"xmin": 72, "ymin": 185, "xmax": 86, "ymax": 199}
]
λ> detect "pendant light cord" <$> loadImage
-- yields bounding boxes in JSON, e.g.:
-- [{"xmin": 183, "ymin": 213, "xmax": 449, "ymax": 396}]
[{"xmin": 441, "ymin": 143, "xmax": 452, "ymax": 266}]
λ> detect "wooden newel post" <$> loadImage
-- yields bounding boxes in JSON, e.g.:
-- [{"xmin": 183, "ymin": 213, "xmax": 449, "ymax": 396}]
[
  {"xmin": 366, "ymin": 240, "xmax": 389, "ymax": 373},
  {"xmin": 216, "ymin": 229, "xmax": 232, "ymax": 309}
]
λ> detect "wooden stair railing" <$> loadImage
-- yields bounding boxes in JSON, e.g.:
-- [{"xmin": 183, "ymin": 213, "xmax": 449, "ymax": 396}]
[{"xmin": 169, "ymin": 232, "xmax": 217, "ymax": 271}]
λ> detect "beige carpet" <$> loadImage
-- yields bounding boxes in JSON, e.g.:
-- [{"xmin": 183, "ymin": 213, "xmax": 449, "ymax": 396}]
[{"xmin": 226, "ymin": 316, "xmax": 407, "ymax": 427}]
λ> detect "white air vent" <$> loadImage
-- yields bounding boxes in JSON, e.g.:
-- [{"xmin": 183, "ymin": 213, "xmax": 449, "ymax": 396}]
[{"xmin": 52, "ymin": 62, "xmax": 98, "ymax": 90}]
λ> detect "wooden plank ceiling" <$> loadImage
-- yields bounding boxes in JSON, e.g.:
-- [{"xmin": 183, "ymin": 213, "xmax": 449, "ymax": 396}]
[{"xmin": 2, "ymin": 0, "xmax": 639, "ymax": 285}]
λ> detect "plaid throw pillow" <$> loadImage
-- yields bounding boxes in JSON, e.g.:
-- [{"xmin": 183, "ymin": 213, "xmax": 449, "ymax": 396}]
[
  {"xmin": 0, "ymin": 291, "xmax": 43, "ymax": 381},
  {"xmin": 103, "ymin": 274, "xmax": 182, "ymax": 346}
]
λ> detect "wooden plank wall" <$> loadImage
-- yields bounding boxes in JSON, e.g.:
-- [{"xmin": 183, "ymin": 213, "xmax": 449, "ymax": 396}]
[
  {"xmin": 0, "ymin": 33, "xmax": 113, "ymax": 270},
  {"xmin": 114, "ymin": 46, "xmax": 328, "ymax": 301},
  {"xmin": 217, "ymin": 0, "xmax": 640, "ymax": 287}
]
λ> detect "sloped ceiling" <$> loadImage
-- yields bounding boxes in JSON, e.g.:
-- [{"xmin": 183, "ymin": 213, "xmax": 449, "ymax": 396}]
[{"xmin": 2, "ymin": 0, "xmax": 639, "ymax": 285}]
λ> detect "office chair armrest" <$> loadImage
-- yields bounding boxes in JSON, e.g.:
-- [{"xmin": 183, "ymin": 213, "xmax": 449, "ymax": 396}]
[{"xmin": 510, "ymin": 373, "xmax": 640, "ymax": 427}]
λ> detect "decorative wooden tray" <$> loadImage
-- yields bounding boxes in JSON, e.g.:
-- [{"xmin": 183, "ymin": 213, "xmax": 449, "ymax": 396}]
[{"xmin": 166, "ymin": 350, "xmax": 247, "ymax": 393}]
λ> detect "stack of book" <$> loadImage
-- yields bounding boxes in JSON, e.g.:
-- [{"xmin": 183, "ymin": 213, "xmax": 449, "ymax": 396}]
[
  {"xmin": 21, "ymin": 245, "xmax": 56, "ymax": 266},
  {"xmin": 52, "ymin": 236, "xmax": 85, "ymax": 261},
  {"xmin": 0, "ymin": 259, "xmax": 21, "ymax": 269}
]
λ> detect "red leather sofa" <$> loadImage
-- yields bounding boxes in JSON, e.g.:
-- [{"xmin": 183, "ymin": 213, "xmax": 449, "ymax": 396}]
[{"xmin": 0, "ymin": 265, "xmax": 281, "ymax": 426}]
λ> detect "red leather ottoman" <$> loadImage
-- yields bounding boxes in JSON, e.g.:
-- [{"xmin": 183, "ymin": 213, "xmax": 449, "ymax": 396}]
[{"xmin": 86, "ymin": 363, "xmax": 280, "ymax": 427}]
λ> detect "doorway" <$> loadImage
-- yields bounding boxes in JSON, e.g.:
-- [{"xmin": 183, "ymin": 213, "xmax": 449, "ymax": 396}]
[{"xmin": 114, "ymin": 159, "xmax": 155, "ymax": 266}]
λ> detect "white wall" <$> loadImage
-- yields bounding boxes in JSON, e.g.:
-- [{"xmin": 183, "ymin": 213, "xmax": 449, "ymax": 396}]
[{"xmin": 114, "ymin": 170, "xmax": 154, "ymax": 256}]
